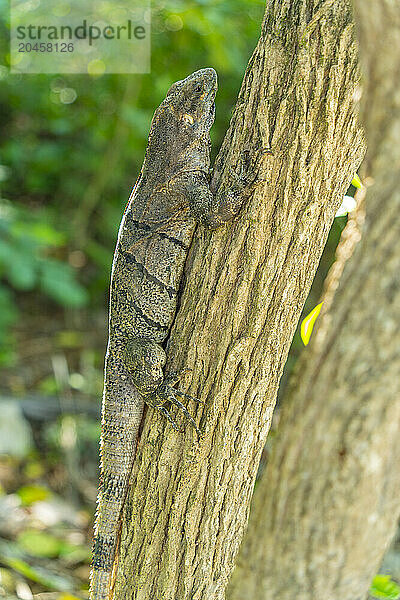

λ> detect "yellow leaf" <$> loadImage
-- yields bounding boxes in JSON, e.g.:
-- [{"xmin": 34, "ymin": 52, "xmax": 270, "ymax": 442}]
[
  {"xmin": 58, "ymin": 594, "xmax": 82, "ymax": 600},
  {"xmin": 301, "ymin": 302, "xmax": 324, "ymax": 346},
  {"xmin": 351, "ymin": 173, "xmax": 363, "ymax": 189}
]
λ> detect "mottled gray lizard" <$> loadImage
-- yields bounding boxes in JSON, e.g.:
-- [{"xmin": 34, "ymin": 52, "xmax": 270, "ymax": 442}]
[{"xmin": 90, "ymin": 68, "xmax": 244, "ymax": 600}]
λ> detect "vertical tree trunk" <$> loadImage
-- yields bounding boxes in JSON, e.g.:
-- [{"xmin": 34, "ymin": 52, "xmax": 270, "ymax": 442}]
[
  {"xmin": 227, "ymin": 3, "xmax": 400, "ymax": 600},
  {"xmin": 114, "ymin": 1, "xmax": 364, "ymax": 598}
]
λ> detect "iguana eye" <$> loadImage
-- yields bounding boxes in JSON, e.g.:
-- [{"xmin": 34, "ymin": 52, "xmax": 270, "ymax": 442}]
[{"xmin": 194, "ymin": 83, "xmax": 202, "ymax": 93}]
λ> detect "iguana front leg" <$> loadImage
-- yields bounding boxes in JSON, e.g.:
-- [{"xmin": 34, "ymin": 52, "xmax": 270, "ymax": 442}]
[{"xmin": 171, "ymin": 170, "xmax": 247, "ymax": 230}]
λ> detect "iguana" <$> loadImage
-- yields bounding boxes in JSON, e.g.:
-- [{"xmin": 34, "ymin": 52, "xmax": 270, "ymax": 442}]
[{"xmin": 90, "ymin": 68, "xmax": 244, "ymax": 600}]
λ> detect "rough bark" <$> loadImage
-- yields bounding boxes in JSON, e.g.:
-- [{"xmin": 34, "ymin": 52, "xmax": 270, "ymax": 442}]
[
  {"xmin": 227, "ymin": 2, "xmax": 400, "ymax": 600},
  {"xmin": 113, "ymin": 1, "xmax": 365, "ymax": 598}
]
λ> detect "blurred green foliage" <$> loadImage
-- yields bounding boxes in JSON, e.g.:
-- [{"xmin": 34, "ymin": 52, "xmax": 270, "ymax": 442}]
[
  {"xmin": 370, "ymin": 575, "xmax": 400, "ymax": 600},
  {"xmin": 0, "ymin": 0, "xmax": 265, "ymax": 366},
  {"xmin": 0, "ymin": 202, "xmax": 88, "ymax": 304}
]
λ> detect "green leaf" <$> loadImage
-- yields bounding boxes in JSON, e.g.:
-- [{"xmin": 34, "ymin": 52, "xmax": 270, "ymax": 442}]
[
  {"xmin": 39, "ymin": 260, "xmax": 89, "ymax": 307},
  {"xmin": 16, "ymin": 484, "xmax": 50, "ymax": 505},
  {"xmin": 17, "ymin": 530, "xmax": 61, "ymax": 558},
  {"xmin": 0, "ymin": 238, "xmax": 17, "ymax": 265},
  {"xmin": 5, "ymin": 557, "xmax": 45, "ymax": 583},
  {"xmin": 370, "ymin": 575, "xmax": 400, "ymax": 599},
  {"xmin": 12, "ymin": 220, "xmax": 66, "ymax": 246},
  {"xmin": 7, "ymin": 252, "xmax": 37, "ymax": 290},
  {"xmin": 4, "ymin": 557, "xmax": 73, "ymax": 591},
  {"xmin": 351, "ymin": 173, "xmax": 363, "ymax": 189},
  {"xmin": 37, "ymin": 374, "xmax": 61, "ymax": 395},
  {"xmin": 0, "ymin": 285, "xmax": 18, "ymax": 331},
  {"xmin": 0, "ymin": 539, "xmax": 75, "ymax": 591}
]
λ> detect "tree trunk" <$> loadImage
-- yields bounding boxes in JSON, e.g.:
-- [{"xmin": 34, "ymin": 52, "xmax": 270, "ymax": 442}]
[
  {"xmin": 227, "ymin": 3, "xmax": 400, "ymax": 600},
  {"xmin": 113, "ymin": 1, "xmax": 364, "ymax": 598}
]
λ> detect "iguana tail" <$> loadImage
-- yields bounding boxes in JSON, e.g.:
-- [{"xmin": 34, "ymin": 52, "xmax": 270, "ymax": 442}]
[
  {"xmin": 89, "ymin": 370, "xmax": 144, "ymax": 600},
  {"xmin": 90, "ymin": 569, "xmax": 112, "ymax": 600}
]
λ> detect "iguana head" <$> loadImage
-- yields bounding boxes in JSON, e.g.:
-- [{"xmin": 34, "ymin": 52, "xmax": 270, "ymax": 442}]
[
  {"xmin": 163, "ymin": 67, "xmax": 217, "ymax": 134},
  {"xmin": 144, "ymin": 68, "xmax": 218, "ymax": 176},
  {"xmin": 142, "ymin": 69, "xmax": 217, "ymax": 181}
]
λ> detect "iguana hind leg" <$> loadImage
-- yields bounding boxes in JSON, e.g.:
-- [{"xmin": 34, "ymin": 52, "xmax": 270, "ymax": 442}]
[
  {"xmin": 153, "ymin": 384, "xmax": 202, "ymax": 436},
  {"xmin": 126, "ymin": 338, "xmax": 202, "ymax": 435}
]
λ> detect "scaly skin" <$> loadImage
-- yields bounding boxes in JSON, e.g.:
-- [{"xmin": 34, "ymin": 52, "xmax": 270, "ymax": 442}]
[{"xmin": 90, "ymin": 68, "xmax": 242, "ymax": 600}]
